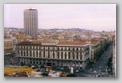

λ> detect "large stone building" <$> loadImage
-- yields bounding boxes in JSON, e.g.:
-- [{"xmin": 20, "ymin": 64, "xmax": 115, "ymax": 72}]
[
  {"xmin": 24, "ymin": 8, "xmax": 38, "ymax": 37},
  {"xmin": 15, "ymin": 41, "xmax": 90, "ymax": 69}
]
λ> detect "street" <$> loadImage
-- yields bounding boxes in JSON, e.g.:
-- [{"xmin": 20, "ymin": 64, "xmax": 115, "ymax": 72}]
[{"xmin": 76, "ymin": 44, "xmax": 114, "ymax": 77}]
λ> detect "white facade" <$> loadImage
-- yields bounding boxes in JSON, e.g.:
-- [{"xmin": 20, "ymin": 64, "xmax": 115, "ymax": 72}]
[{"xmin": 16, "ymin": 44, "xmax": 90, "ymax": 69}]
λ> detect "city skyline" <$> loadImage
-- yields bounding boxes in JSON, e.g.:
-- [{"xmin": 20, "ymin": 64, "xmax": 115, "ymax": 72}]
[{"xmin": 4, "ymin": 4, "xmax": 116, "ymax": 31}]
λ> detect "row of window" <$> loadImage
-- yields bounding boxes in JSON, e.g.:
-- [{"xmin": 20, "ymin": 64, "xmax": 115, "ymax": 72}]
[
  {"xmin": 17, "ymin": 46, "xmax": 84, "ymax": 51},
  {"xmin": 17, "ymin": 51, "xmax": 83, "ymax": 60}
]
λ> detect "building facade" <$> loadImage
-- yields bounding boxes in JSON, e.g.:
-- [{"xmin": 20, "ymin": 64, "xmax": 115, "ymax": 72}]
[
  {"xmin": 90, "ymin": 42, "xmax": 101, "ymax": 63},
  {"xmin": 15, "ymin": 41, "xmax": 90, "ymax": 69},
  {"xmin": 24, "ymin": 8, "xmax": 38, "ymax": 37},
  {"xmin": 89, "ymin": 37, "xmax": 110, "ymax": 63}
]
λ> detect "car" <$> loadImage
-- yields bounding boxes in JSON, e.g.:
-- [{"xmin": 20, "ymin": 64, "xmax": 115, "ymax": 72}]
[
  {"xmin": 60, "ymin": 67, "xmax": 64, "ymax": 70},
  {"xmin": 94, "ymin": 71, "xmax": 97, "ymax": 73},
  {"xmin": 75, "ymin": 69, "xmax": 79, "ymax": 72}
]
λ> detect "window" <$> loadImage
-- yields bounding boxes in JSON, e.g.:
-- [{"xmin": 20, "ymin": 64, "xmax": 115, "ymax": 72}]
[
  {"xmin": 77, "ymin": 48, "xmax": 78, "ymax": 51},
  {"xmin": 61, "ymin": 52, "xmax": 63, "ymax": 59},
  {"xmin": 26, "ymin": 51, "xmax": 28, "ymax": 57},
  {"xmin": 73, "ymin": 48, "xmax": 75, "ymax": 51},
  {"xmin": 61, "ymin": 47, "xmax": 63, "ymax": 51},
  {"xmin": 76, "ymin": 55, "xmax": 78, "ymax": 60},
  {"xmin": 36, "ymin": 50, "xmax": 38, "ymax": 57},
  {"xmin": 80, "ymin": 54, "xmax": 82, "ymax": 60},
  {"xmin": 24, "ymin": 51, "xmax": 25, "ymax": 56},
  {"xmin": 39, "ymin": 52, "xmax": 41, "ymax": 58},
  {"xmin": 52, "ymin": 47, "xmax": 54, "ymax": 50},
  {"xmin": 68, "ymin": 52, "xmax": 70, "ymax": 59},
  {"xmin": 65, "ymin": 53, "xmax": 67, "ymax": 59},
  {"xmin": 44, "ymin": 51, "xmax": 45, "ymax": 58},
  {"xmin": 30, "ymin": 51, "xmax": 32, "ymax": 57},
  {"xmin": 48, "ymin": 51, "xmax": 50, "ymax": 58},
  {"xmin": 48, "ymin": 47, "xmax": 50, "ymax": 50},
  {"xmin": 53, "ymin": 53, "xmax": 55, "ymax": 59},
  {"xmin": 57, "ymin": 47, "xmax": 59, "ymax": 51},
  {"xmin": 73, "ymin": 55, "xmax": 75, "ymax": 59},
  {"xmin": 54, "ymin": 47, "xmax": 56, "ymax": 50},
  {"xmin": 68, "ymin": 54, "xmax": 70, "ymax": 59},
  {"xmin": 45, "ymin": 47, "xmax": 47, "ymax": 50},
  {"xmin": 77, "ymin": 52, "xmax": 78, "ymax": 56},
  {"xmin": 28, "ymin": 46, "xmax": 30, "ymax": 49},
  {"xmin": 57, "ymin": 52, "xmax": 59, "ymax": 59}
]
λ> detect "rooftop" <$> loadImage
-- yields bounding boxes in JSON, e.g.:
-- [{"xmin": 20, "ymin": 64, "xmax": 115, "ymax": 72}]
[
  {"xmin": 18, "ymin": 41, "xmax": 41, "ymax": 45},
  {"xmin": 90, "ymin": 37, "xmax": 106, "ymax": 44},
  {"xmin": 24, "ymin": 8, "xmax": 37, "ymax": 11},
  {"xmin": 57, "ymin": 41, "xmax": 88, "ymax": 46}
]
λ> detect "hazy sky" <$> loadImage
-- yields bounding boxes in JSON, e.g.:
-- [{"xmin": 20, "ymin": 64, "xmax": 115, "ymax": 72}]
[{"xmin": 4, "ymin": 4, "xmax": 116, "ymax": 31}]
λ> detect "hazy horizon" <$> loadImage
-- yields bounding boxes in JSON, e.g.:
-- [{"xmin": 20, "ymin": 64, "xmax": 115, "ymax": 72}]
[{"xmin": 4, "ymin": 4, "xmax": 116, "ymax": 31}]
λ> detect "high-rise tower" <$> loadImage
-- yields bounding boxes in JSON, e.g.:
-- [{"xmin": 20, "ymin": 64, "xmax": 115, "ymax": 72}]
[{"xmin": 24, "ymin": 8, "xmax": 38, "ymax": 37}]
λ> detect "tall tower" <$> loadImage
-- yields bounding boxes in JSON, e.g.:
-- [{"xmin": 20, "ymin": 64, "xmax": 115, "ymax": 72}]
[{"xmin": 24, "ymin": 8, "xmax": 38, "ymax": 37}]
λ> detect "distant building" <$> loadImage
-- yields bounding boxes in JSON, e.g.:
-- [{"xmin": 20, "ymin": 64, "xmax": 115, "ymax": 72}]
[
  {"xmin": 12, "ymin": 37, "xmax": 18, "ymax": 51},
  {"xmin": 16, "ymin": 33, "xmax": 31, "ymax": 43},
  {"xmin": 16, "ymin": 41, "xmax": 90, "ymax": 69},
  {"xmin": 4, "ymin": 37, "xmax": 13, "ymax": 54},
  {"xmin": 24, "ymin": 8, "xmax": 38, "ymax": 37}
]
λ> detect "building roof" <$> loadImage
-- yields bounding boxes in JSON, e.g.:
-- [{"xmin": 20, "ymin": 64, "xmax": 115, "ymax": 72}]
[
  {"xmin": 57, "ymin": 41, "xmax": 88, "ymax": 46},
  {"xmin": 18, "ymin": 41, "xmax": 41, "ymax": 45},
  {"xmin": 90, "ymin": 37, "xmax": 106, "ymax": 44},
  {"xmin": 24, "ymin": 8, "xmax": 37, "ymax": 12},
  {"xmin": 17, "ymin": 40, "xmax": 89, "ymax": 47}
]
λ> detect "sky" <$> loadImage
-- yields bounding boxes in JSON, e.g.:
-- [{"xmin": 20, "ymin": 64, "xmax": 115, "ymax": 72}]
[{"xmin": 4, "ymin": 4, "xmax": 116, "ymax": 31}]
